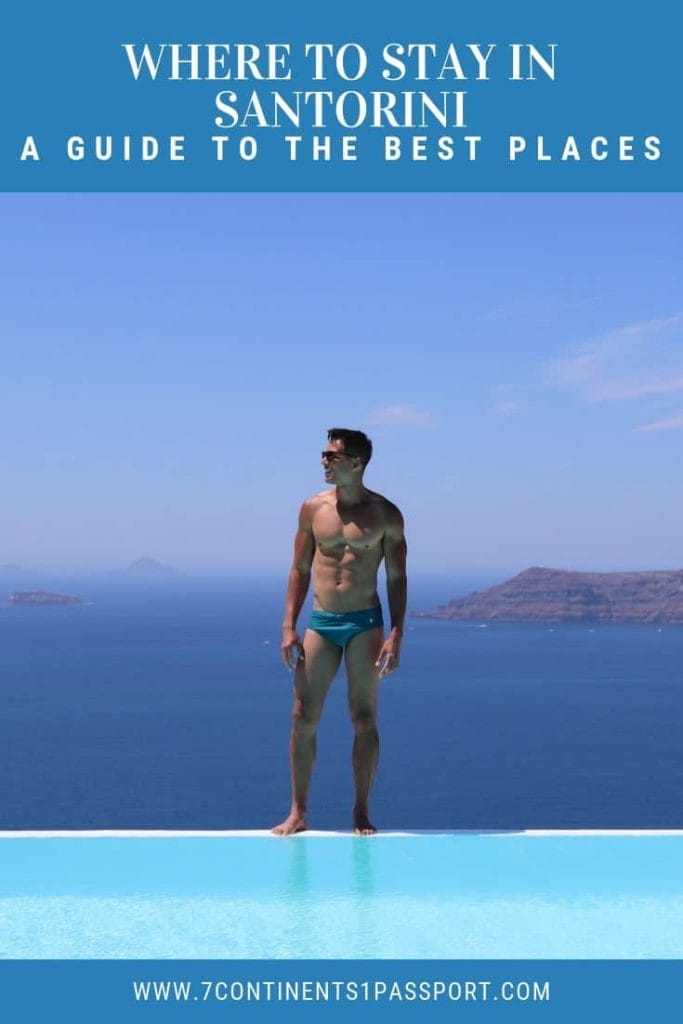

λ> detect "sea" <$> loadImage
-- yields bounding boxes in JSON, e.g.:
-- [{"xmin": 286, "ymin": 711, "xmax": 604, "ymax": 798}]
[{"xmin": 1, "ymin": 575, "xmax": 682, "ymax": 831}]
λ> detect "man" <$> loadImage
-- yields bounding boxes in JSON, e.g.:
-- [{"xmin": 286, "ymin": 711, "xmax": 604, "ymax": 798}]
[{"xmin": 272, "ymin": 428, "xmax": 407, "ymax": 837}]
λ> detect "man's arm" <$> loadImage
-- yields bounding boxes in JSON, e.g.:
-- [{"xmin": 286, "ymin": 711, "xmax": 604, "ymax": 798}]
[
  {"xmin": 281, "ymin": 500, "xmax": 315, "ymax": 670},
  {"xmin": 376, "ymin": 506, "xmax": 407, "ymax": 679}
]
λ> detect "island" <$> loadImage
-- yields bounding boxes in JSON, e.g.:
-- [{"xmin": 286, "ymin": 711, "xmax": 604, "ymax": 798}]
[
  {"xmin": 416, "ymin": 566, "xmax": 683, "ymax": 624},
  {"xmin": 7, "ymin": 590, "xmax": 84, "ymax": 606}
]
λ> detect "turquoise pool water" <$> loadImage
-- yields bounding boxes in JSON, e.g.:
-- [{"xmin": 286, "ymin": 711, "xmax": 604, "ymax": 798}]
[{"xmin": 1, "ymin": 832, "xmax": 682, "ymax": 958}]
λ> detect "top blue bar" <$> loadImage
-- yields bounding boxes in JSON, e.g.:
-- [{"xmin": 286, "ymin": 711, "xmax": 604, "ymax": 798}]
[{"xmin": 1, "ymin": 0, "xmax": 679, "ymax": 191}]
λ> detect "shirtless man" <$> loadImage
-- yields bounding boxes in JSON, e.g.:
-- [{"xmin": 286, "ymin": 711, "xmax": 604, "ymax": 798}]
[{"xmin": 272, "ymin": 427, "xmax": 407, "ymax": 837}]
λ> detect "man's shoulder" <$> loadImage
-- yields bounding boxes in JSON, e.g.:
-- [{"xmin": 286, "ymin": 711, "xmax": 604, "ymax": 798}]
[
  {"xmin": 301, "ymin": 490, "xmax": 335, "ymax": 513},
  {"xmin": 365, "ymin": 490, "xmax": 404, "ymax": 523}
]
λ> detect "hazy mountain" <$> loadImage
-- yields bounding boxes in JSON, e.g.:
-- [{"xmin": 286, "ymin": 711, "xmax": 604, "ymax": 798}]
[{"xmin": 118, "ymin": 557, "xmax": 183, "ymax": 578}]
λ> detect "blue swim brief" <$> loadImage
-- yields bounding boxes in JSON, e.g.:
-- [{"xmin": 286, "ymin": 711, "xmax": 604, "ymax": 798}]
[{"xmin": 309, "ymin": 606, "xmax": 383, "ymax": 648}]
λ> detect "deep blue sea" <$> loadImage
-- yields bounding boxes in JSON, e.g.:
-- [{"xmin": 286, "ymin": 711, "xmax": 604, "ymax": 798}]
[{"xmin": 2, "ymin": 575, "xmax": 682, "ymax": 830}]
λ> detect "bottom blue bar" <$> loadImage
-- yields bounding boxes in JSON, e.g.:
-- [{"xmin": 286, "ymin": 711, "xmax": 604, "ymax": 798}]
[{"xmin": 0, "ymin": 960, "xmax": 679, "ymax": 1022}]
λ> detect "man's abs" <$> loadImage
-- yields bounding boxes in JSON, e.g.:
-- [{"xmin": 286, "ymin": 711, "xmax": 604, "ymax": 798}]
[{"xmin": 312, "ymin": 550, "xmax": 382, "ymax": 613}]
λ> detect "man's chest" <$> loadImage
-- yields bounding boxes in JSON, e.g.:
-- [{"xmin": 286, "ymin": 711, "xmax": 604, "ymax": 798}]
[{"xmin": 312, "ymin": 505, "xmax": 384, "ymax": 552}]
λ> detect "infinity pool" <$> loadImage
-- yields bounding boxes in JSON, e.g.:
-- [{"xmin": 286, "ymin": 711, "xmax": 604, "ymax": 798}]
[{"xmin": 1, "ymin": 831, "xmax": 681, "ymax": 958}]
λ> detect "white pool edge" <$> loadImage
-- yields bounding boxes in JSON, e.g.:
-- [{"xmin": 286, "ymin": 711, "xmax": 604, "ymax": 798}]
[{"xmin": 1, "ymin": 829, "xmax": 683, "ymax": 839}]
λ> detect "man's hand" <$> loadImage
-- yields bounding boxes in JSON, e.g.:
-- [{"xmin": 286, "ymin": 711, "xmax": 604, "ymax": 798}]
[
  {"xmin": 281, "ymin": 628, "xmax": 305, "ymax": 671},
  {"xmin": 375, "ymin": 631, "xmax": 402, "ymax": 679}
]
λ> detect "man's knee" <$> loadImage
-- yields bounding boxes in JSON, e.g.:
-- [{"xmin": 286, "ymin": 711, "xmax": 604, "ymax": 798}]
[
  {"xmin": 292, "ymin": 697, "xmax": 321, "ymax": 735},
  {"xmin": 349, "ymin": 705, "xmax": 377, "ymax": 734}
]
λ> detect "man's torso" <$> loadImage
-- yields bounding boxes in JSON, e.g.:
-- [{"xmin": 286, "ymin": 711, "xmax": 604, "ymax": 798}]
[{"xmin": 307, "ymin": 489, "xmax": 390, "ymax": 612}]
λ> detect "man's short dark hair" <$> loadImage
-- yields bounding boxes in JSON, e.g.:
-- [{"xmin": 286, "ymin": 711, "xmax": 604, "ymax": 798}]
[{"xmin": 328, "ymin": 427, "xmax": 373, "ymax": 466}]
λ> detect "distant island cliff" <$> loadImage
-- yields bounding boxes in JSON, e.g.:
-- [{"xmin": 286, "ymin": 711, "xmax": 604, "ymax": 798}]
[
  {"xmin": 416, "ymin": 567, "xmax": 683, "ymax": 623},
  {"xmin": 7, "ymin": 590, "xmax": 84, "ymax": 607}
]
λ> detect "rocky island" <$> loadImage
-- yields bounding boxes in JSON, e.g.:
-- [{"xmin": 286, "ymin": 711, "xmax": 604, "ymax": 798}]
[
  {"xmin": 7, "ymin": 590, "xmax": 84, "ymax": 606},
  {"xmin": 417, "ymin": 567, "xmax": 683, "ymax": 624}
]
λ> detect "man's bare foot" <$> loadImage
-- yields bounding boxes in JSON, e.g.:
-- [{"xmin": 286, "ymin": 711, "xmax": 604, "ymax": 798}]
[
  {"xmin": 353, "ymin": 810, "xmax": 377, "ymax": 836},
  {"xmin": 271, "ymin": 812, "xmax": 307, "ymax": 836}
]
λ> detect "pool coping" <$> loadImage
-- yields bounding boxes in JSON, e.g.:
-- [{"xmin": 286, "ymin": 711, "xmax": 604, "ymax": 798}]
[{"xmin": 2, "ymin": 829, "xmax": 683, "ymax": 839}]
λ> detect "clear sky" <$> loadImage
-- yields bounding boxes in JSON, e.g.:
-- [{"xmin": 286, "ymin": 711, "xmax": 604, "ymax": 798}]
[{"xmin": 1, "ymin": 193, "xmax": 682, "ymax": 577}]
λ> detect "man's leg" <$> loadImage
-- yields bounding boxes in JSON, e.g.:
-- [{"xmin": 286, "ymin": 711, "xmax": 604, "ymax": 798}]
[
  {"xmin": 345, "ymin": 627, "xmax": 383, "ymax": 835},
  {"xmin": 272, "ymin": 629, "xmax": 342, "ymax": 835}
]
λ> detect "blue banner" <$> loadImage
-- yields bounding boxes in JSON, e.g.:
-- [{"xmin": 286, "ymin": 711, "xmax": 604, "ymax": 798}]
[
  {"xmin": 0, "ymin": 0, "xmax": 679, "ymax": 190},
  {"xmin": 0, "ymin": 960, "xmax": 681, "ymax": 1022}
]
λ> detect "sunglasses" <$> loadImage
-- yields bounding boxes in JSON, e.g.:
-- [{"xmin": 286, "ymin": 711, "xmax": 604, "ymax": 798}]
[{"xmin": 321, "ymin": 450, "xmax": 353, "ymax": 462}]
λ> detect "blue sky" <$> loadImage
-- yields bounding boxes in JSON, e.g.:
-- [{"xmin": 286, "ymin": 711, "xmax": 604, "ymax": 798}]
[{"xmin": 1, "ymin": 193, "xmax": 682, "ymax": 577}]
